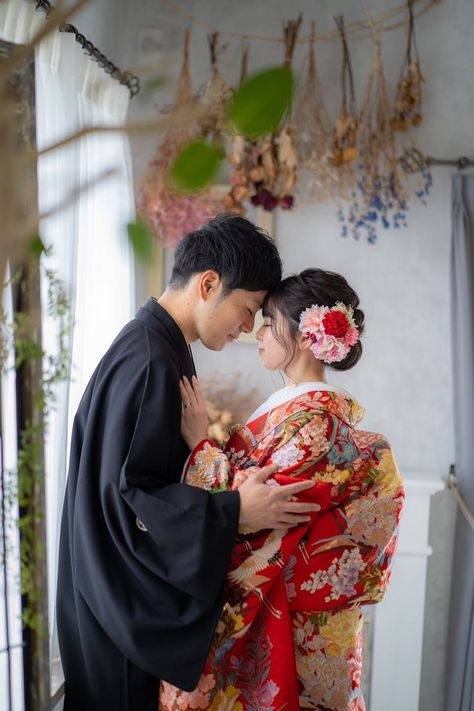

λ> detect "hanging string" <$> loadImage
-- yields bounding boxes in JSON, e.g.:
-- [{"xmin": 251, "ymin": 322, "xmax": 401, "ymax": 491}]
[
  {"xmin": 335, "ymin": 16, "xmax": 357, "ymax": 119},
  {"xmin": 282, "ymin": 15, "xmax": 303, "ymax": 66},
  {"xmin": 208, "ymin": 32, "xmax": 218, "ymax": 72},
  {"xmin": 400, "ymin": 0, "xmax": 421, "ymax": 79},
  {"xmin": 239, "ymin": 43, "xmax": 250, "ymax": 86},
  {"xmin": 173, "ymin": 29, "xmax": 192, "ymax": 107},
  {"xmin": 159, "ymin": 0, "xmax": 437, "ymax": 44},
  {"xmin": 407, "ymin": 0, "xmax": 420, "ymax": 65}
]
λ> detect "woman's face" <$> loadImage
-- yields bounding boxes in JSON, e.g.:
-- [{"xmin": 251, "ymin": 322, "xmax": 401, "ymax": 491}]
[{"xmin": 256, "ymin": 311, "xmax": 293, "ymax": 370}]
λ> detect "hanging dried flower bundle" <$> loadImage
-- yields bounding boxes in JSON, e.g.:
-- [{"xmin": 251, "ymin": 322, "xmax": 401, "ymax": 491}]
[
  {"xmin": 391, "ymin": 0, "xmax": 424, "ymax": 131},
  {"xmin": 197, "ymin": 32, "xmax": 233, "ymax": 154},
  {"xmin": 225, "ymin": 16, "xmax": 302, "ymax": 213},
  {"xmin": 331, "ymin": 15, "xmax": 358, "ymax": 180},
  {"xmin": 138, "ymin": 5, "xmax": 433, "ymax": 245},
  {"xmin": 338, "ymin": 17, "xmax": 408, "ymax": 242},
  {"xmin": 159, "ymin": 29, "xmax": 197, "ymax": 150},
  {"xmin": 137, "ymin": 31, "xmax": 224, "ymax": 248},
  {"xmin": 293, "ymin": 21, "xmax": 338, "ymax": 203},
  {"xmin": 269, "ymin": 15, "xmax": 301, "ymax": 207},
  {"xmin": 223, "ymin": 45, "xmax": 256, "ymax": 214}
]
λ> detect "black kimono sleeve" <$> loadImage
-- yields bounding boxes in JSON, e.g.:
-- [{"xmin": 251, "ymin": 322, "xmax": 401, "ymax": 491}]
[{"xmin": 118, "ymin": 355, "xmax": 240, "ymax": 601}]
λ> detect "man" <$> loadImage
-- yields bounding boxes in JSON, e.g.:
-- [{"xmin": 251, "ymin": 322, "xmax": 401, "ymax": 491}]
[{"xmin": 57, "ymin": 213, "xmax": 318, "ymax": 710}]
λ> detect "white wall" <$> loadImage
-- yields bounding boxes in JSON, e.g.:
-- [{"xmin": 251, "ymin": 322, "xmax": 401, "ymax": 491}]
[{"xmin": 69, "ymin": 1, "xmax": 474, "ymax": 708}]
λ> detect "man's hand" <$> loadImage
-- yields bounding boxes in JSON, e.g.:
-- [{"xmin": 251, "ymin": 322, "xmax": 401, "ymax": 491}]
[{"xmin": 238, "ymin": 464, "xmax": 320, "ymax": 530}]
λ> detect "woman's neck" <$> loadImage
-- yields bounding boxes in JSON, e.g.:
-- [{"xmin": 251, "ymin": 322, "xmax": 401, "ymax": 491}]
[{"xmin": 284, "ymin": 357, "xmax": 326, "ymax": 387}]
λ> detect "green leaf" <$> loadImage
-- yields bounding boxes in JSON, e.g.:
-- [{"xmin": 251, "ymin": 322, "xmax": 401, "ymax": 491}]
[
  {"xmin": 127, "ymin": 221, "xmax": 153, "ymax": 264},
  {"xmin": 228, "ymin": 66, "xmax": 294, "ymax": 138},
  {"xmin": 28, "ymin": 234, "xmax": 47, "ymax": 259},
  {"xmin": 168, "ymin": 139, "xmax": 221, "ymax": 192},
  {"xmin": 140, "ymin": 76, "xmax": 167, "ymax": 101}
]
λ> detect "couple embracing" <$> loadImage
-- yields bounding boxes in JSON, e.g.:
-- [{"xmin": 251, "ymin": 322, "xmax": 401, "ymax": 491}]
[{"xmin": 57, "ymin": 213, "xmax": 404, "ymax": 711}]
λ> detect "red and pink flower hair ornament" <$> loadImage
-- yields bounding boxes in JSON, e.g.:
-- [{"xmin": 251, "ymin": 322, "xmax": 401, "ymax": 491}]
[{"xmin": 298, "ymin": 302, "xmax": 360, "ymax": 364}]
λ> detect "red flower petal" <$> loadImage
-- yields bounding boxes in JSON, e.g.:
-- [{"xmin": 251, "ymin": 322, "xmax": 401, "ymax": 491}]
[{"xmin": 322, "ymin": 311, "xmax": 350, "ymax": 337}]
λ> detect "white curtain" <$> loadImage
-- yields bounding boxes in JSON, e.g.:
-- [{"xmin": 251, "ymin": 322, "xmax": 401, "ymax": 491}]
[
  {"xmin": 445, "ymin": 175, "xmax": 474, "ymax": 711},
  {"xmin": 0, "ymin": 1, "xmax": 136, "ymax": 707}
]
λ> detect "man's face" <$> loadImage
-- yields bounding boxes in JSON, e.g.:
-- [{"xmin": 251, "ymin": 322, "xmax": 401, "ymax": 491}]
[{"xmin": 197, "ymin": 284, "xmax": 267, "ymax": 351}]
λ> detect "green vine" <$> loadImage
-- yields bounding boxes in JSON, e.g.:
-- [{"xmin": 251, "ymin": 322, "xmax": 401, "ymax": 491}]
[{"xmin": 1, "ymin": 255, "xmax": 73, "ymax": 635}]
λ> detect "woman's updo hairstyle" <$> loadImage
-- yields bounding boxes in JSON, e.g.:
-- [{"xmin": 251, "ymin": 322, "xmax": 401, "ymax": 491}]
[{"xmin": 262, "ymin": 268, "xmax": 365, "ymax": 371}]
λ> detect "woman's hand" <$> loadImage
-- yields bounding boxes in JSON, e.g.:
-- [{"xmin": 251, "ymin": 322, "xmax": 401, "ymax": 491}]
[{"xmin": 180, "ymin": 376, "xmax": 209, "ymax": 450}]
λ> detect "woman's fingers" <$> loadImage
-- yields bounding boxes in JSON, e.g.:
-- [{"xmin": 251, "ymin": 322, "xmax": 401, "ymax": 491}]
[
  {"xmin": 181, "ymin": 376, "xmax": 198, "ymax": 407},
  {"xmin": 191, "ymin": 375, "xmax": 204, "ymax": 400},
  {"xmin": 179, "ymin": 379, "xmax": 190, "ymax": 409},
  {"xmin": 190, "ymin": 375, "xmax": 207, "ymax": 410}
]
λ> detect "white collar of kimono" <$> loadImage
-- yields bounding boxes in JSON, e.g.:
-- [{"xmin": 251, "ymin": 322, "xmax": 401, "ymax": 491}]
[{"xmin": 246, "ymin": 381, "xmax": 353, "ymax": 423}]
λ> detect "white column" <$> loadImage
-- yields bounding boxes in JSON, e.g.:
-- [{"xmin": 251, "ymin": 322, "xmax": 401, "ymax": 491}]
[{"xmin": 368, "ymin": 471, "xmax": 444, "ymax": 711}]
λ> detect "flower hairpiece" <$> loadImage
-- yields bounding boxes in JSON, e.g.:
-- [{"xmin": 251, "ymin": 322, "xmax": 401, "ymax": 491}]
[{"xmin": 298, "ymin": 302, "xmax": 360, "ymax": 364}]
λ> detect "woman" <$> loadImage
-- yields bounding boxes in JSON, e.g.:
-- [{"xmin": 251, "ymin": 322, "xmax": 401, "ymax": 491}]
[{"xmin": 160, "ymin": 269, "xmax": 404, "ymax": 711}]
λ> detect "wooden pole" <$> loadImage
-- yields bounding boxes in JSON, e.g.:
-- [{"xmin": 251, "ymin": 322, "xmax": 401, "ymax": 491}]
[
  {"xmin": 1, "ymin": 38, "xmax": 51, "ymax": 711},
  {"xmin": 12, "ymin": 262, "xmax": 51, "ymax": 711}
]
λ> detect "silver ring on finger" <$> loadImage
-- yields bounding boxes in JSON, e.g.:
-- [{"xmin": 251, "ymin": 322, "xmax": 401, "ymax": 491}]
[{"xmin": 184, "ymin": 402, "xmax": 192, "ymax": 408}]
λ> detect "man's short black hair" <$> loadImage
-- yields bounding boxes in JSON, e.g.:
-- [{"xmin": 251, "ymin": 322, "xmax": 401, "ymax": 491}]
[{"xmin": 169, "ymin": 213, "xmax": 282, "ymax": 294}]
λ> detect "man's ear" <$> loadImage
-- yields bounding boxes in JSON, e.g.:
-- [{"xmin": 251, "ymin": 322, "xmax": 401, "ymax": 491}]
[{"xmin": 197, "ymin": 270, "xmax": 221, "ymax": 301}]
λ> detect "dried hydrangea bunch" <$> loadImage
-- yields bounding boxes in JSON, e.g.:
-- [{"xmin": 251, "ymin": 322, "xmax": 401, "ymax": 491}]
[
  {"xmin": 137, "ymin": 31, "xmax": 224, "ymax": 247},
  {"xmin": 338, "ymin": 17, "xmax": 408, "ymax": 242}
]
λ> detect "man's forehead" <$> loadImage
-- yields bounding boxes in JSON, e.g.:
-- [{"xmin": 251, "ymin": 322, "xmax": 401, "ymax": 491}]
[
  {"xmin": 227, "ymin": 287, "xmax": 267, "ymax": 307},
  {"xmin": 248, "ymin": 291, "xmax": 267, "ymax": 307}
]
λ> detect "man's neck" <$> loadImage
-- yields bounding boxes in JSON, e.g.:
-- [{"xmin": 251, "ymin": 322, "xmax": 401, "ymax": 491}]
[{"xmin": 157, "ymin": 289, "xmax": 199, "ymax": 344}]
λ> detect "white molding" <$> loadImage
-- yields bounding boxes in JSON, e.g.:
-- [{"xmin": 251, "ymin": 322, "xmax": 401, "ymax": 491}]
[
  {"xmin": 403, "ymin": 470, "xmax": 446, "ymax": 495},
  {"xmin": 397, "ymin": 545, "xmax": 433, "ymax": 557},
  {"xmin": 369, "ymin": 470, "xmax": 444, "ymax": 711}
]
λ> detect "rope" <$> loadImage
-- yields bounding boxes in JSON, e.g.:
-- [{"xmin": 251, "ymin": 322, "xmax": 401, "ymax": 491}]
[{"xmin": 159, "ymin": 0, "xmax": 438, "ymax": 44}]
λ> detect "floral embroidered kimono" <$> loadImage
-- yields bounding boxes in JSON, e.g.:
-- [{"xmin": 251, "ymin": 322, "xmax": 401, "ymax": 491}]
[{"xmin": 159, "ymin": 383, "xmax": 404, "ymax": 711}]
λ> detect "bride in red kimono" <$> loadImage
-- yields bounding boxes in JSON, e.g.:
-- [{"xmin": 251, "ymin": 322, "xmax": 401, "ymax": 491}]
[{"xmin": 159, "ymin": 268, "xmax": 404, "ymax": 711}]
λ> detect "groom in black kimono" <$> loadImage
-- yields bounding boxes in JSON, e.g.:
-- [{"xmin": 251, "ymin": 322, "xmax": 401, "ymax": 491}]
[{"xmin": 57, "ymin": 213, "xmax": 318, "ymax": 710}]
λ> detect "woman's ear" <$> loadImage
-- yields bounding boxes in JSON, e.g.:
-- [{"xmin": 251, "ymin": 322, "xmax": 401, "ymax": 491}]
[{"xmin": 297, "ymin": 331, "xmax": 312, "ymax": 352}]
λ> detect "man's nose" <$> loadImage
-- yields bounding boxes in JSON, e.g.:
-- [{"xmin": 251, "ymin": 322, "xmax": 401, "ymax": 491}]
[{"xmin": 240, "ymin": 313, "xmax": 255, "ymax": 334}]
